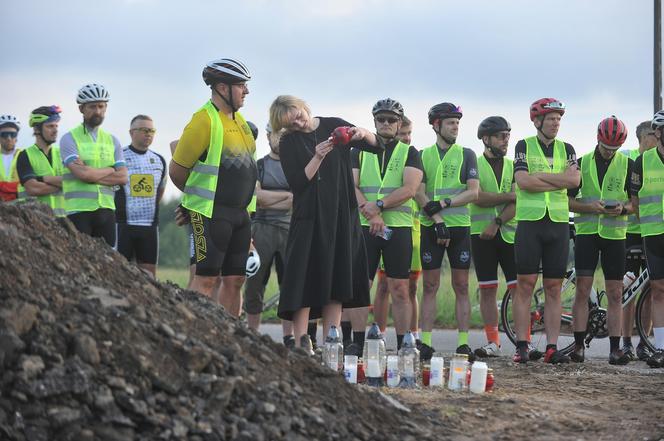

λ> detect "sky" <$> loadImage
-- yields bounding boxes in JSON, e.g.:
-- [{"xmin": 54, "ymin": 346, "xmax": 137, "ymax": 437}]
[{"xmin": 3, "ymin": 0, "xmax": 662, "ymax": 200}]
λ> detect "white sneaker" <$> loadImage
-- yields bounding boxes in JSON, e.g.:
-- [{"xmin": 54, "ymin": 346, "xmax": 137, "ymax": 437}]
[{"xmin": 474, "ymin": 342, "xmax": 501, "ymax": 358}]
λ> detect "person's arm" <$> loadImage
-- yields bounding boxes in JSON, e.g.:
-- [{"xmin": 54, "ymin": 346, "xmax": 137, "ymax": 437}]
[
  {"xmin": 475, "ymin": 189, "xmax": 515, "ymax": 208},
  {"xmin": 514, "ymin": 169, "xmax": 569, "ymax": 192},
  {"xmin": 169, "ymin": 161, "xmax": 190, "ymax": 191},
  {"xmin": 256, "ymin": 180, "xmax": 291, "ymax": 208},
  {"xmin": 97, "ymin": 166, "xmax": 128, "ymax": 186},
  {"xmin": 568, "ymin": 196, "xmax": 604, "ymax": 214},
  {"xmin": 379, "ymin": 166, "xmax": 423, "ymax": 208},
  {"xmin": 66, "ymin": 159, "xmax": 116, "ymax": 183}
]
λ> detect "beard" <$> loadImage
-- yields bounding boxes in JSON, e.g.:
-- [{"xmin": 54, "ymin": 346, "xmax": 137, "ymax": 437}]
[{"xmin": 86, "ymin": 115, "xmax": 104, "ymax": 127}]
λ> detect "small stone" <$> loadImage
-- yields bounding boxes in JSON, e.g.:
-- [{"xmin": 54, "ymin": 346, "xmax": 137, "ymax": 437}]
[
  {"xmin": 0, "ymin": 329, "xmax": 25, "ymax": 367},
  {"xmin": 159, "ymin": 322, "xmax": 175, "ymax": 338},
  {"xmin": 1, "ymin": 302, "xmax": 39, "ymax": 336},
  {"xmin": 73, "ymin": 334, "xmax": 100, "ymax": 365},
  {"xmin": 47, "ymin": 406, "xmax": 82, "ymax": 428},
  {"xmin": 19, "ymin": 355, "xmax": 45, "ymax": 379},
  {"xmin": 261, "ymin": 402, "xmax": 276, "ymax": 414}
]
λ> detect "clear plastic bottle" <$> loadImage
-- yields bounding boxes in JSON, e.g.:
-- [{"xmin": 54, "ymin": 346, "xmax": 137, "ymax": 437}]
[
  {"xmin": 429, "ymin": 356, "xmax": 445, "ymax": 387},
  {"xmin": 448, "ymin": 353, "xmax": 469, "ymax": 392},
  {"xmin": 623, "ymin": 271, "xmax": 636, "ymax": 289},
  {"xmin": 362, "ymin": 323, "xmax": 386, "ymax": 386},
  {"xmin": 386, "ymin": 355, "xmax": 400, "ymax": 387},
  {"xmin": 398, "ymin": 331, "xmax": 420, "ymax": 388},
  {"xmin": 322, "ymin": 325, "xmax": 343, "ymax": 372},
  {"xmin": 469, "ymin": 361, "xmax": 488, "ymax": 394}
]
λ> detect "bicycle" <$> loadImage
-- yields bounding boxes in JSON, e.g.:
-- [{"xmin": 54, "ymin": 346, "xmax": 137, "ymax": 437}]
[{"xmin": 500, "ymin": 244, "xmax": 653, "ymax": 355}]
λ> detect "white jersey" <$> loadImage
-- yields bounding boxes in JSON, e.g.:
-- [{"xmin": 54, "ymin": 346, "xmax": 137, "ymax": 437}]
[{"xmin": 115, "ymin": 146, "xmax": 166, "ymax": 226}]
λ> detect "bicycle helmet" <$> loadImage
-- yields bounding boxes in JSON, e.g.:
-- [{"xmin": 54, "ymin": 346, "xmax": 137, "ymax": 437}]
[
  {"xmin": 0, "ymin": 114, "xmax": 20, "ymax": 130},
  {"xmin": 652, "ymin": 110, "xmax": 664, "ymax": 130},
  {"xmin": 477, "ymin": 116, "xmax": 511, "ymax": 139},
  {"xmin": 529, "ymin": 98, "xmax": 565, "ymax": 121},
  {"xmin": 202, "ymin": 58, "xmax": 251, "ymax": 86},
  {"xmin": 247, "ymin": 121, "xmax": 258, "ymax": 140},
  {"xmin": 372, "ymin": 98, "xmax": 404, "ymax": 117},
  {"xmin": 597, "ymin": 116, "xmax": 628, "ymax": 149},
  {"xmin": 428, "ymin": 102, "xmax": 462, "ymax": 124},
  {"xmin": 76, "ymin": 83, "xmax": 110, "ymax": 104},
  {"xmin": 29, "ymin": 105, "xmax": 62, "ymax": 127}
]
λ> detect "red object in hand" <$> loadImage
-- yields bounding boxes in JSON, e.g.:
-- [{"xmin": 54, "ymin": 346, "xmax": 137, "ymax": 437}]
[{"xmin": 330, "ymin": 126, "xmax": 353, "ymax": 146}]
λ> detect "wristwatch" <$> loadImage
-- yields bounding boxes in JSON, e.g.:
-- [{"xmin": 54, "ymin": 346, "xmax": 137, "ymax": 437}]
[
  {"xmin": 494, "ymin": 217, "xmax": 503, "ymax": 227},
  {"xmin": 443, "ymin": 198, "xmax": 452, "ymax": 208},
  {"xmin": 376, "ymin": 200, "xmax": 385, "ymax": 211}
]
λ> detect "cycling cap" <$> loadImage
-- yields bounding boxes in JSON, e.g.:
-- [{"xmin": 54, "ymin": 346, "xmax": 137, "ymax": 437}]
[
  {"xmin": 597, "ymin": 116, "xmax": 627, "ymax": 148},
  {"xmin": 203, "ymin": 58, "xmax": 251, "ymax": 86},
  {"xmin": 372, "ymin": 98, "xmax": 404, "ymax": 117},
  {"xmin": 530, "ymin": 98, "xmax": 565, "ymax": 121},
  {"xmin": 428, "ymin": 102, "xmax": 463, "ymax": 124},
  {"xmin": 0, "ymin": 114, "xmax": 20, "ymax": 130},
  {"xmin": 77, "ymin": 83, "xmax": 110, "ymax": 104},
  {"xmin": 477, "ymin": 116, "xmax": 511, "ymax": 139}
]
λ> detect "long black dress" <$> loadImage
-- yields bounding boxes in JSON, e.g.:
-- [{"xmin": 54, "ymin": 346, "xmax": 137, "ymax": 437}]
[{"xmin": 278, "ymin": 117, "xmax": 382, "ymax": 320}]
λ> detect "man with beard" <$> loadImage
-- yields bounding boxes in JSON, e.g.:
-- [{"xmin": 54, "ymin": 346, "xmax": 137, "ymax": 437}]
[
  {"xmin": 415, "ymin": 102, "xmax": 479, "ymax": 361},
  {"xmin": 60, "ymin": 83, "xmax": 128, "ymax": 245},
  {"xmin": 0, "ymin": 114, "xmax": 22, "ymax": 201},
  {"xmin": 15, "ymin": 106, "xmax": 65, "ymax": 216}
]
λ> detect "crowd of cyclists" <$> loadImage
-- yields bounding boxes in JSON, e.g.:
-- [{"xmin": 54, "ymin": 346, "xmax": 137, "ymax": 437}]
[{"xmin": 1, "ymin": 56, "xmax": 663, "ymax": 369}]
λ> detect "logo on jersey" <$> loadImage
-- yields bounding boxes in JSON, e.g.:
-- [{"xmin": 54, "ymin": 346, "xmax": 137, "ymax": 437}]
[
  {"xmin": 190, "ymin": 211, "xmax": 207, "ymax": 263},
  {"xmin": 422, "ymin": 251, "xmax": 432, "ymax": 264},
  {"xmin": 130, "ymin": 174, "xmax": 155, "ymax": 197},
  {"xmin": 459, "ymin": 251, "xmax": 470, "ymax": 263}
]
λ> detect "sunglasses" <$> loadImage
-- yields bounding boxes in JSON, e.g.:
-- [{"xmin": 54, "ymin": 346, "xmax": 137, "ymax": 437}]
[
  {"xmin": 491, "ymin": 132, "xmax": 511, "ymax": 141},
  {"xmin": 132, "ymin": 127, "xmax": 156, "ymax": 134},
  {"xmin": 0, "ymin": 132, "xmax": 18, "ymax": 139},
  {"xmin": 543, "ymin": 101, "xmax": 566, "ymax": 111},
  {"xmin": 375, "ymin": 116, "xmax": 400, "ymax": 124}
]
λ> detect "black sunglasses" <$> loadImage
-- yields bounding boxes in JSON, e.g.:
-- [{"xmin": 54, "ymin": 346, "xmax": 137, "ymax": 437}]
[
  {"xmin": 376, "ymin": 116, "xmax": 399, "ymax": 124},
  {"xmin": 0, "ymin": 132, "xmax": 17, "ymax": 139}
]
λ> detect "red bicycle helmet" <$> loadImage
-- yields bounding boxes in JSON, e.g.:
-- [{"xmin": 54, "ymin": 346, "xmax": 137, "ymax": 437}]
[
  {"xmin": 529, "ymin": 98, "xmax": 566, "ymax": 121},
  {"xmin": 597, "ymin": 116, "xmax": 628, "ymax": 149}
]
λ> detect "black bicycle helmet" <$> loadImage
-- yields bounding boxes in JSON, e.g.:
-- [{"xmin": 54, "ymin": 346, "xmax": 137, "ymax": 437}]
[
  {"xmin": 477, "ymin": 116, "xmax": 511, "ymax": 139},
  {"xmin": 246, "ymin": 121, "xmax": 258, "ymax": 140},
  {"xmin": 428, "ymin": 102, "xmax": 462, "ymax": 124},
  {"xmin": 372, "ymin": 98, "xmax": 404, "ymax": 117}
]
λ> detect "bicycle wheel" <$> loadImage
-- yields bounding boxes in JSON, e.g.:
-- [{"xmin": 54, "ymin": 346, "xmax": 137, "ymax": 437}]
[
  {"xmin": 635, "ymin": 283, "xmax": 655, "ymax": 353},
  {"xmin": 500, "ymin": 282, "xmax": 576, "ymax": 354}
]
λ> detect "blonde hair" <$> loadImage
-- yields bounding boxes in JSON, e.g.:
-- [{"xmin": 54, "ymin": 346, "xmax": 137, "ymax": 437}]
[{"xmin": 269, "ymin": 95, "xmax": 311, "ymax": 132}]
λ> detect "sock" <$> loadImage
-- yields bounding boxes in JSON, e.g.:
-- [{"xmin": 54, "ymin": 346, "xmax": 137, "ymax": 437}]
[
  {"xmin": 457, "ymin": 331, "xmax": 469, "ymax": 347},
  {"xmin": 623, "ymin": 336, "xmax": 633, "ymax": 347},
  {"xmin": 307, "ymin": 321, "xmax": 318, "ymax": 345},
  {"xmin": 516, "ymin": 340, "xmax": 528, "ymax": 350},
  {"xmin": 574, "ymin": 331, "xmax": 586, "ymax": 347},
  {"xmin": 654, "ymin": 327, "xmax": 664, "ymax": 350},
  {"xmin": 526, "ymin": 326, "xmax": 532, "ymax": 343},
  {"xmin": 341, "ymin": 321, "xmax": 352, "ymax": 343},
  {"xmin": 546, "ymin": 344, "xmax": 557, "ymax": 352},
  {"xmin": 396, "ymin": 334, "xmax": 404, "ymax": 350},
  {"xmin": 283, "ymin": 335, "xmax": 294, "ymax": 344},
  {"xmin": 353, "ymin": 331, "xmax": 366, "ymax": 348},
  {"xmin": 421, "ymin": 331, "xmax": 432, "ymax": 347},
  {"xmin": 609, "ymin": 336, "xmax": 620, "ymax": 353},
  {"xmin": 484, "ymin": 325, "xmax": 500, "ymax": 345}
]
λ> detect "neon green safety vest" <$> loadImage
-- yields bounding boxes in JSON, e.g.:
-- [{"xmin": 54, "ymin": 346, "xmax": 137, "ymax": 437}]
[
  {"xmin": 638, "ymin": 148, "xmax": 664, "ymax": 237},
  {"xmin": 470, "ymin": 155, "xmax": 517, "ymax": 243},
  {"xmin": 620, "ymin": 149, "xmax": 641, "ymax": 234},
  {"xmin": 17, "ymin": 144, "xmax": 65, "ymax": 217},
  {"xmin": 574, "ymin": 151, "xmax": 628, "ymax": 239},
  {"xmin": 419, "ymin": 144, "xmax": 470, "ymax": 227},
  {"xmin": 515, "ymin": 136, "xmax": 569, "ymax": 222},
  {"xmin": 182, "ymin": 101, "xmax": 256, "ymax": 218},
  {"xmin": 358, "ymin": 141, "xmax": 413, "ymax": 227},
  {"xmin": 63, "ymin": 124, "xmax": 116, "ymax": 213},
  {"xmin": 0, "ymin": 149, "xmax": 19, "ymax": 183}
]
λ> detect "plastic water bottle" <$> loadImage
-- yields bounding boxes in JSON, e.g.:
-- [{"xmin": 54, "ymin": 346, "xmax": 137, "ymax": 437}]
[
  {"xmin": 386, "ymin": 355, "xmax": 400, "ymax": 387},
  {"xmin": 623, "ymin": 271, "xmax": 636, "ymax": 289},
  {"xmin": 429, "ymin": 356, "xmax": 445, "ymax": 387},
  {"xmin": 344, "ymin": 355, "xmax": 358, "ymax": 383},
  {"xmin": 362, "ymin": 323, "xmax": 386, "ymax": 386},
  {"xmin": 469, "ymin": 361, "xmax": 488, "ymax": 394},
  {"xmin": 398, "ymin": 331, "xmax": 420, "ymax": 388},
  {"xmin": 322, "ymin": 325, "xmax": 343, "ymax": 372}
]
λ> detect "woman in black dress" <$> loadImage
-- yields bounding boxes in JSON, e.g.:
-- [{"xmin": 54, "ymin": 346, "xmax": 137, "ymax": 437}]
[{"xmin": 269, "ymin": 95, "xmax": 382, "ymax": 351}]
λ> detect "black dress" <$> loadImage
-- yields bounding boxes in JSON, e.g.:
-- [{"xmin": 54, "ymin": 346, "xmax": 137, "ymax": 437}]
[{"xmin": 278, "ymin": 117, "xmax": 382, "ymax": 320}]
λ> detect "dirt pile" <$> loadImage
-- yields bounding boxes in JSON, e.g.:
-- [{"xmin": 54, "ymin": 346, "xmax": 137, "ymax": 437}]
[{"xmin": 0, "ymin": 202, "xmax": 437, "ymax": 441}]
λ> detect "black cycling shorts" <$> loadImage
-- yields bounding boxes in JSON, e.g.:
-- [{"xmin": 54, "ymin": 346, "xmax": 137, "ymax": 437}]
[
  {"xmin": 189, "ymin": 224, "xmax": 195, "ymax": 266},
  {"xmin": 470, "ymin": 234, "xmax": 517, "ymax": 289},
  {"xmin": 574, "ymin": 234, "xmax": 625, "ymax": 280},
  {"xmin": 116, "ymin": 224, "xmax": 158, "ymax": 265},
  {"xmin": 190, "ymin": 206, "xmax": 251, "ymax": 277},
  {"xmin": 625, "ymin": 233, "xmax": 647, "ymax": 275},
  {"xmin": 420, "ymin": 225, "xmax": 471, "ymax": 270},
  {"xmin": 363, "ymin": 226, "xmax": 412, "ymax": 280},
  {"xmin": 644, "ymin": 233, "xmax": 664, "ymax": 280},
  {"xmin": 515, "ymin": 217, "xmax": 569, "ymax": 278},
  {"xmin": 68, "ymin": 208, "xmax": 116, "ymax": 247}
]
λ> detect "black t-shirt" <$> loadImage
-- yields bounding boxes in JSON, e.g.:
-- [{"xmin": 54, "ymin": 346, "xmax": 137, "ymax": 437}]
[
  {"xmin": 513, "ymin": 138, "xmax": 577, "ymax": 173},
  {"xmin": 568, "ymin": 148, "xmax": 634, "ymax": 198},
  {"xmin": 420, "ymin": 145, "xmax": 478, "ymax": 184},
  {"xmin": 482, "ymin": 153, "xmax": 507, "ymax": 184},
  {"xmin": 16, "ymin": 148, "xmax": 54, "ymax": 185},
  {"xmin": 631, "ymin": 147, "xmax": 664, "ymax": 194},
  {"xmin": 350, "ymin": 139, "xmax": 422, "ymax": 177}
]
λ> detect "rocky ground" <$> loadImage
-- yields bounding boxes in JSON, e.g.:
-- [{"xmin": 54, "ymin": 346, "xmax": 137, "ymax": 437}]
[{"xmin": 0, "ymin": 202, "xmax": 662, "ymax": 441}]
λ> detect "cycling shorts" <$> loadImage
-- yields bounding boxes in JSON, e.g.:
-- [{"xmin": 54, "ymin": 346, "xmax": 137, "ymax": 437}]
[
  {"xmin": 363, "ymin": 226, "xmax": 412, "ymax": 280},
  {"xmin": 515, "ymin": 217, "xmax": 568, "ymax": 279},
  {"xmin": 470, "ymin": 234, "xmax": 516, "ymax": 289},
  {"xmin": 243, "ymin": 222, "xmax": 288, "ymax": 315},
  {"xmin": 625, "ymin": 233, "xmax": 647, "ymax": 275},
  {"xmin": 189, "ymin": 224, "xmax": 195, "ymax": 266},
  {"xmin": 190, "ymin": 206, "xmax": 251, "ymax": 277},
  {"xmin": 68, "ymin": 208, "xmax": 116, "ymax": 247},
  {"xmin": 420, "ymin": 225, "xmax": 471, "ymax": 270},
  {"xmin": 574, "ymin": 234, "xmax": 625, "ymax": 280},
  {"xmin": 116, "ymin": 224, "xmax": 158, "ymax": 265},
  {"xmin": 644, "ymin": 233, "xmax": 664, "ymax": 280}
]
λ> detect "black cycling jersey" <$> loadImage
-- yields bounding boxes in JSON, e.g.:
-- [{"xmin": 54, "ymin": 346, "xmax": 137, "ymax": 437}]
[{"xmin": 568, "ymin": 148, "xmax": 633, "ymax": 199}]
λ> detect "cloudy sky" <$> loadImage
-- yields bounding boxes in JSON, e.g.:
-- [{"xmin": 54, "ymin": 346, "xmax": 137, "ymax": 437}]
[{"xmin": 3, "ymin": 0, "xmax": 662, "ymax": 199}]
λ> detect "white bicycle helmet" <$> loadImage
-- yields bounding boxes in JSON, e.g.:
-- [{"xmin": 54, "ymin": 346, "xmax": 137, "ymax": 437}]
[
  {"xmin": 246, "ymin": 249, "xmax": 261, "ymax": 278},
  {"xmin": 0, "ymin": 114, "xmax": 20, "ymax": 130},
  {"xmin": 652, "ymin": 110, "xmax": 664, "ymax": 130},
  {"xmin": 76, "ymin": 83, "xmax": 110, "ymax": 104},
  {"xmin": 202, "ymin": 58, "xmax": 251, "ymax": 85}
]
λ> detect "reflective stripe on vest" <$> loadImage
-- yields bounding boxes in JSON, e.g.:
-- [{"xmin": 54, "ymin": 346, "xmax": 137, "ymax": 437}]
[
  {"xmin": 420, "ymin": 143, "xmax": 469, "ymax": 227},
  {"xmin": 515, "ymin": 136, "xmax": 568, "ymax": 222},
  {"xmin": 574, "ymin": 151, "xmax": 628, "ymax": 239},
  {"xmin": 17, "ymin": 144, "xmax": 65, "ymax": 217},
  {"xmin": 470, "ymin": 155, "xmax": 517, "ymax": 243},
  {"xmin": 359, "ymin": 141, "xmax": 412, "ymax": 227},
  {"xmin": 638, "ymin": 148, "xmax": 664, "ymax": 237},
  {"xmin": 63, "ymin": 124, "xmax": 116, "ymax": 213}
]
